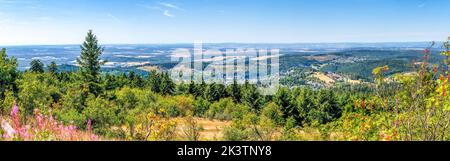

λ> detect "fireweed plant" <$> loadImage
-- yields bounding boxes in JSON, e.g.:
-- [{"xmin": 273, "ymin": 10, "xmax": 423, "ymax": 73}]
[{"xmin": 1, "ymin": 103, "xmax": 98, "ymax": 141}]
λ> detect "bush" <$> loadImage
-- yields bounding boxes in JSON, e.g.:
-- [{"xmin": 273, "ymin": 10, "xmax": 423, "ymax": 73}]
[
  {"xmin": 128, "ymin": 112, "xmax": 178, "ymax": 141},
  {"xmin": 84, "ymin": 95, "xmax": 119, "ymax": 135},
  {"xmin": 61, "ymin": 83, "xmax": 86, "ymax": 112},
  {"xmin": 261, "ymin": 103, "xmax": 285, "ymax": 126},
  {"xmin": 193, "ymin": 97, "xmax": 210, "ymax": 117},
  {"xmin": 206, "ymin": 98, "xmax": 235, "ymax": 120},
  {"xmin": 17, "ymin": 73, "xmax": 59, "ymax": 115},
  {"xmin": 182, "ymin": 117, "xmax": 202, "ymax": 141},
  {"xmin": 0, "ymin": 90, "xmax": 14, "ymax": 115},
  {"xmin": 223, "ymin": 111, "xmax": 278, "ymax": 141},
  {"xmin": 136, "ymin": 89, "xmax": 158, "ymax": 112},
  {"xmin": 115, "ymin": 86, "xmax": 140, "ymax": 110},
  {"xmin": 280, "ymin": 116, "xmax": 299, "ymax": 141},
  {"xmin": 230, "ymin": 104, "xmax": 252, "ymax": 119},
  {"xmin": 222, "ymin": 119, "xmax": 249, "ymax": 141},
  {"xmin": 172, "ymin": 95, "xmax": 194, "ymax": 115},
  {"xmin": 54, "ymin": 108, "xmax": 87, "ymax": 130},
  {"xmin": 158, "ymin": 97, "xmax": 182, "ymax": 117}
]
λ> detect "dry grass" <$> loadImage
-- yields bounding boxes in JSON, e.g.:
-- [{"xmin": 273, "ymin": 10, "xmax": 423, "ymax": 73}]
[
  {"xmin": 346, "ymin": 79, "xmax": 361, "ymax": 84},
  {"xmin": 313, "ymin": 72, "xmax": 335, "ymax": 85},
  {"xmin": 175, "ymin": 117, "xmax": 231, "ymax": 141}
]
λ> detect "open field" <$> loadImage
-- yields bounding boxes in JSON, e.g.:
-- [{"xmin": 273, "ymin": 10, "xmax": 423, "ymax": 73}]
[
  {"xmin": 312, "ymin": 72, "xmax": 335, "ymax": 85},
  {"xmin": 175, "ymin": 118, "xmax": 231, "ymax": 141}
]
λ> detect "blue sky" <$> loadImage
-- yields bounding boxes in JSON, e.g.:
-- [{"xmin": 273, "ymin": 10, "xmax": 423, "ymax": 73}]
[{"xmin": 0, "ymin": 0, "xmax": 449, "ymax": 45}]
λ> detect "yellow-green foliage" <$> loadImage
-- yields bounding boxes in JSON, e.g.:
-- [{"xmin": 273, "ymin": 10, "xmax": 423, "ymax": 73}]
[
  {"xmin": 0, "ymin": 90, "xmax": 15, "ymax": 115},
  {"xmin": 17, "ymin": 72, "xmax": 60, "ymax": 115},
  {"xmin": 127, "ymin": 112, "xmax": 178, "ymax": 141},
  {"xmin": 206, "ymin": 98, "xmax": 236, "ymax": 120}
]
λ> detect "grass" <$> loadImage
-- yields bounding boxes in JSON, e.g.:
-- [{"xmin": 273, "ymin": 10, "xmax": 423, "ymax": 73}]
[{"xmin": 175, "ymin": 117, "xmax": 231, "ymax": 141}]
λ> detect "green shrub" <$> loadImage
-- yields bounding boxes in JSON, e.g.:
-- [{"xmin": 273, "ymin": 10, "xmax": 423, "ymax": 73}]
[
  {"xmin": 84, "ymin": 95, "xmax": 119, "ymax": 135},
  {"xmin": 17, "ymin": 72, "xmax": 59, "ymax": 115},
  {"xmin": 115, "ymin": 86, "xmax": 140, "ymax": 110},
  {"xmin": 158, "ymin": 97, "xmax": 182, "ymax": 117},
  {"xmin": 281, "ymin": 116, "xmax": 299, "ymax": 141},
  {"xmin": 0, "ymin": 90, "xmax": 15, "ymax": 115},
  {"xmin": 54, "ymin": 108, "xmax": 87, "ymax": 129},
  {"xmin": 193, "ymin": 97, "xmax": 210, "ymax": 116},
  {"xmin": 61, "ymin": 83, "xmax": 86, "ymax": 112},
  {"xmin": 206, "ymin": 98, "xmax": 235, "ymax": 120},
  {"xmin": 261, "ymin": 102, "xmax": 285, "ymax": 126},
  {"xmin": 223, "ymin": 119, "xmax": 249, "ymax": 141}
]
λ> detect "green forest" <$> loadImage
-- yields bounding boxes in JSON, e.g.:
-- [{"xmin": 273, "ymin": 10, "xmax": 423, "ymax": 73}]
[{"xmin": 1, "ymin": 31, "xmax": 450, "ymax": 141}]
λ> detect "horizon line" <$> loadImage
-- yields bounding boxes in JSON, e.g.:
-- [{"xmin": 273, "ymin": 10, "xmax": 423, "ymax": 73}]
[{"xmin": 0, "ymin": 41, "xmax": 440, "ymax": 47}]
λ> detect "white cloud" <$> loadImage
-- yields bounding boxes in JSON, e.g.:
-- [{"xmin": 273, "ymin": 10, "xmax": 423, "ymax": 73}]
[
  {"xmin": 164, "ymin": 10, "xmax": 174, "ymax": 17},
  {"xmin": 140, "ymin": 2, "xmax": 183, "ymax": 17},
  {"xmin": 138, "ymin": 4, "xmax": 161, "ymax": 11},
  {"xmin": 159, "ymin": 2, "xmax": 184, "ymax": 11}
]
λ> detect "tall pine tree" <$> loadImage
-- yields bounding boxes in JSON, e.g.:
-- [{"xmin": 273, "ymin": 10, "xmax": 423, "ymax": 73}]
[
  {"xmin": 77, "ymin": 30, "xmax": 105, "ymax": 96},
  {"xmin": 188, "ymin": 79, "xmax": 197, "ymax": 97},
  {"xmin": 274, "ymin": 87, "xmax": 297, "ymax": 121},
  {"xmin": 161, "ymin": 72, "xmax": 175, "ymax": 95},
  {"xmin": 227, "ymin": 77, "xmax": 242, "ymax": 103},
  {"xmin": 148, "ymin": 70, "xmax": 162, "ymax": 93},
  {"xmin": 241, "ymin": 82, "xmax": 263, "ymax": 111},
  {"xmin": 296, "ymin": 88, "xmax": 315, "ymax": 125}
]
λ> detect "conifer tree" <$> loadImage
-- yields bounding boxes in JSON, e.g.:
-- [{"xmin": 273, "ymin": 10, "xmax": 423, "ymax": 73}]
[
  {"xmin": 274, "ymin": 87, "xmax": 298, "ymax": 120},
  {"xmin": 128, "ymin": 71, "xmax": 144, "ymax": 88},
  {"xmin": 206, "ymin": 82, "xmax": 220, "ymax": 102},
  {"xmin": 241, "ymin": 82, "xmax": 263, "ymax": 111},
  {"xmin": 76, "ymin": 30, "xmax": 105, "ymax": 96},
  {"xmin": 227, "ymin": 77, "xmax": 242, "ymax": 103},
  {"xmin": 314, "ymin": 89, "xmax": 340, "ymax": 124},
  {"xmin": 148, "ymin": 70, "xmax": 162, "ymax": 93},
  {"xmin": 296, "ymin": 88, "xmax": 315, "ymax": 125},
  {"xmin": 161, "ymin": 72, "xmax": 175, "ymax": 95},
  {"xmin": 30, "ymin": 59, "xmax": 44, "ymax": 73},
  {"xmin": 47, "ymin": 61, "xmax": 58, "ymax": 75},
  {"xmin": 197, "ymin": 78, "xmax": 207, "ymax": 99},
  {"xmin": 188, "ymin": 79, "xmax": 197, "ymax": 97}
]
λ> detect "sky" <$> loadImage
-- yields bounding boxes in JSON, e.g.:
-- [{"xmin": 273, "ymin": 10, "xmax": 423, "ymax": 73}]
[{"xmin": 0, "ymin": 0, "xmax": 449, "ymax": 45}]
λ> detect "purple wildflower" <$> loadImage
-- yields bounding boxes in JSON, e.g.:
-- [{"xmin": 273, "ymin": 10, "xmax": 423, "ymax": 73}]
[
  {"xmin": 10, "ymin": 104, "xmax": 19, "ymax": 117},
  {"xmin": 87, "ymin": 119, "xmax": 92, "ymax": 132}
]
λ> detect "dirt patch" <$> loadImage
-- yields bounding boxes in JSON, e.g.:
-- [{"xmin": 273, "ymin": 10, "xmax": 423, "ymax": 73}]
[
  {"xmin": 313, "ymin": 72, "xmax": 335, "ymax": 85},
  {"xmin": 346, "ymin": 79, "xmax": 361, "ymax": 84},
  {"xmin": 196, "ymin": 118, "xmax": 231, "ymax": 141}
]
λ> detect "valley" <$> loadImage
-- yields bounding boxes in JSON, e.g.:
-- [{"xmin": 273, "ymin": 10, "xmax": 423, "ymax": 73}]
[{"xmin": 2, "ymin": 43, "xmax": 439, "ymax": 87}]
